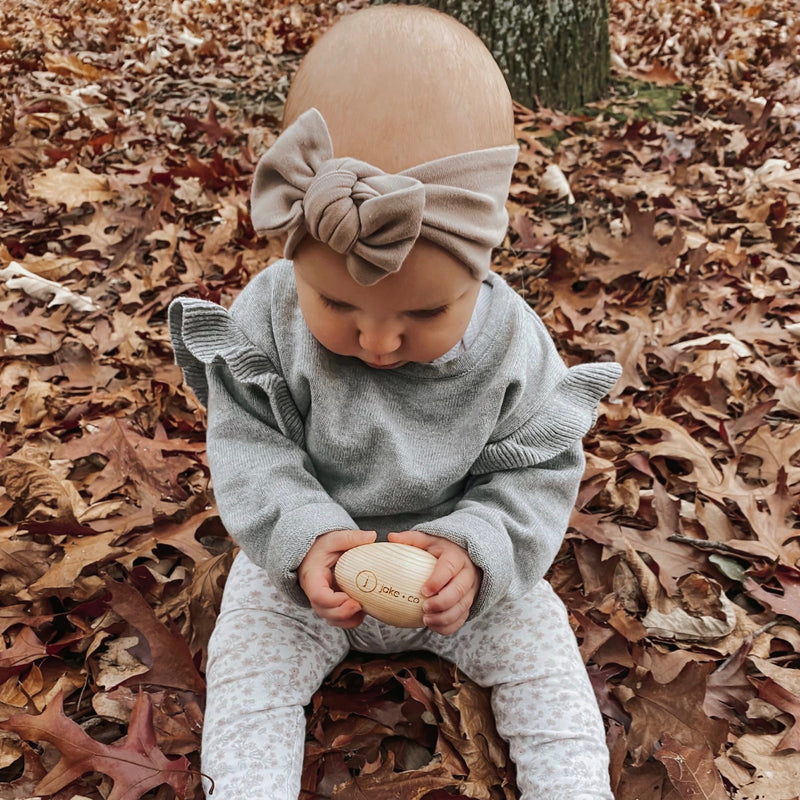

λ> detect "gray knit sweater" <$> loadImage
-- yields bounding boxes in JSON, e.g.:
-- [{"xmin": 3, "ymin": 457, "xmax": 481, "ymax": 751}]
[{"xmin": 169, "ymin": 260, "xmax": 621, "ymax": 618}]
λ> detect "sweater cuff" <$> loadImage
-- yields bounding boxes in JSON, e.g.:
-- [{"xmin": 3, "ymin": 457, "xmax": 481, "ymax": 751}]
[{"xmin": 267, "ymin": 502, "xmax": 359, "ymax": 607}]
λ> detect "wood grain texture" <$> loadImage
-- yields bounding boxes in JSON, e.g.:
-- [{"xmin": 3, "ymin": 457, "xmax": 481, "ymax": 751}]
[{"xmin": 334, "ymin": 542, "xmax": 437, "ymax": 628}]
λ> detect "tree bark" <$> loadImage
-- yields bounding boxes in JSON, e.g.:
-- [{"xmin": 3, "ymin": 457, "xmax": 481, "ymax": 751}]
[{"xmin": 376, "ymin": 0, "xmax": 609, "ymax": 110}]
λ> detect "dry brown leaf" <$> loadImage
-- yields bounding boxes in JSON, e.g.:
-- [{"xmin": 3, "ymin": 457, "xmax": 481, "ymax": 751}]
[
  {"xmin": 0, "ymin": 457, "xmax": 86, "ymax": 524},
  {"xmin": 716, "ymin": 732, "xmax": 800, "ymax": 800},
  {"xmin": 1, "ymin": 1, "xmax": 799, "ymax": 797},
  {"xmin": 28, "ymin": 165, "xmax": 116, "ymax": 209},
  {"xmin": 623, "ymin": 545, "xmax": 738, "ymax": 645},
  {"xmin": 0, "ymin": 691, "xmax": 190, "ymax": 800},
  {"xmin": 655, "ymin": 735, "xmax": 729, "ymax": 800},
  {"xmin": 615, "ymin": 661, "xmax": 729, "ymax": 767},
  {"xmin": 29, "ymin": 532, "xmax": 123, "ymax": 594},
  {"xmin": 104, "ymin": 579, "xmax": 205, "ymax": 694},
  {"xmin": 587, "ymin": 204, "xmax": 687, "ymax": 282}
]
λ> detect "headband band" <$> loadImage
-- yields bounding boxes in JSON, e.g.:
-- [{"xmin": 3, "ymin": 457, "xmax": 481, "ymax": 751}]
[{"xmin": 250, "ymin": 108, "xmax": 518, "ymax": 285}]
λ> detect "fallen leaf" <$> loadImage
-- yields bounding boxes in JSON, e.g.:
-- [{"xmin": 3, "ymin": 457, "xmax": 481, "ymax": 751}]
[
  {"xmin": 104, "ymin": 579, "xmax": 205, "ymax": 693},
  {"xmin": 0, "ymin": 628, "xmax": 48, "ymax": 683},
  {"xmin": 29, "ymin": 532, "xmax": 124, "ymax": 593},
  {"xmin": 0, "ymin": 262, "xmax": 97, "ymax": 312},
  {"xmin": 756, "ymin": 679, "xmax": 800, "ymax": 752},
  {"xmin": 744, "ymin": 571, "xmax": 800, "ymax": 625},
  {"xmin": 28, "ymin": 165, "xmax": 116, "ymax": 209},
  {"xmin": 2, "ymin": 2, "xmax": 799, "ymax": 797},
  {"xmin": 588, "ymin": 203, "xmax": 686, "ymax": 282},
  {"xmin": 624, "ymin": 544, "xmax": 738, "ymax": 644},
  {"xmin": 704, "ymin": 641, "xmax": 755, "ymax": 721},
  {"xmin": 55, "ymin": 417, "xmax": 192, "ymax": 508},
  {"xmin": 0, "ymin": 457, "xmax": 86, "ymax": 524},
  {"xmin": 616, "ymin": 661, "xmax": 728, "ymax": 766},
  {"xmin": 715, "ymin": 731, "xmax": 800, "ymax": 800},
  {"xmin": 655, "ymin": 734, "xmax": 729, "ymax": 800},
  {"xmin": 0, "ymin": 691, "xmax": 190, "ymax": 800},
  {"xmin": 332, "ymin": 750, "xmax": 454, "ymax": 800}
]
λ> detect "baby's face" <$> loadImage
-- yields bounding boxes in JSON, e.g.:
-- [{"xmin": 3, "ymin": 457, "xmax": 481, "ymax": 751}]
[{"xmin": 294, "ymin": 238, "xmax": 481, "ymax": 369}]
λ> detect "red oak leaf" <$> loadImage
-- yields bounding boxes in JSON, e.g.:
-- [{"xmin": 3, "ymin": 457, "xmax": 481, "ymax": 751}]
[{"xmin": 0, "ymin": 690, "xmax": 190, "ymax": 800}]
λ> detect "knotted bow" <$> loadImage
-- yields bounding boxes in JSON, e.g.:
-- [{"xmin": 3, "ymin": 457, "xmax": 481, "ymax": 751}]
[{"xmin": 250, "ymin": 108, "xmax": 519, "ymax": 285}]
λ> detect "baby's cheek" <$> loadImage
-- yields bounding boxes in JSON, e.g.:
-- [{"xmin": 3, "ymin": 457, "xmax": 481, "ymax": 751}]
[
  {"xmin": 307, "ymin": 316, "xmax": 355, "ymax": 356},
  {"xmin": 419, "ymin": 327, "xmax": 466, "ymax": 360}
]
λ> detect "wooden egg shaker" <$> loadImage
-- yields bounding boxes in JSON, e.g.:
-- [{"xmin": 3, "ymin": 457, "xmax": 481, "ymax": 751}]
[{"xmin": 334, "ymin": 542, "xmax": 437, "ymax": 628}]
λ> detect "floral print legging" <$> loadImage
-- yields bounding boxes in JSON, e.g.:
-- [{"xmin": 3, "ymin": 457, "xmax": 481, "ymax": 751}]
[{"xmin": 202, "ymin": 552, "xmax": 613, "ymax": 799}]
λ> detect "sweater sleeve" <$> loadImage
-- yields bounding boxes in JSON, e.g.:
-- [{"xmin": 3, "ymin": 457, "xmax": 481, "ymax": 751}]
[
  {"xmin": 414, "ymin": 360, "xmax": 622, "ymax": 618},
  {"xmin": 168, "ymin": 297, "xmax": 357, "ymax": 606}
]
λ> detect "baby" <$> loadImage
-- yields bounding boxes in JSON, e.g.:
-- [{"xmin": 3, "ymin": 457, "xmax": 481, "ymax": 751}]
[{"xmin": 169, "ymin": 4, "xmax": 621, "ymax": 799}]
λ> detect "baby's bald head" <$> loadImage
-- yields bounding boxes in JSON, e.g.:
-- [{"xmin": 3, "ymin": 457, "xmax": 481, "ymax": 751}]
[{"xmin": 283, "ymin": 4, "xmax": 515, "ymax": 172}]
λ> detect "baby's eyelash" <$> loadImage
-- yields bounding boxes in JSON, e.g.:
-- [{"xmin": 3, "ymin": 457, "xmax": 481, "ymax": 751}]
[
  {"xmin": 320, "ymin": 295, "xmax": 352, "ymax": 311},
  {"xmin": 409, "ymin": 305, "xmax": 449, "ymax": 319},
  {"xmin": 320, "ymin": 294, "xmax": 448, "ymax": 319}
]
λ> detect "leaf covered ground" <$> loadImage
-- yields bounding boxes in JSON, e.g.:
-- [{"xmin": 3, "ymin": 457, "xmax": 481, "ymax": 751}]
[{"xmin": 0, "ymin": 1, "xmax": 798, "ymax": 798}]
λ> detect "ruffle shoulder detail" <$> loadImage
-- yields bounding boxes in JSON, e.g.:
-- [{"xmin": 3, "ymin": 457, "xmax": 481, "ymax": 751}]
[
  {"xmin": 168, "ymin": 297, "xmax": 304, "ymax": 446},
  {"xmin": 472, "ymin": 361, "xmax": 622, "ymax": 474}
]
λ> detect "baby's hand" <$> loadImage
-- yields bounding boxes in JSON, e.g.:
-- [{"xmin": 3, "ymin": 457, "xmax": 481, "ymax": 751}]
[
  {"xmin": 387, "ymin": 530, "xmax": 481, "ymax": 635},
  {"xmin": 299, "ymin": 529, "xmax": 376, "ymax": 628}
]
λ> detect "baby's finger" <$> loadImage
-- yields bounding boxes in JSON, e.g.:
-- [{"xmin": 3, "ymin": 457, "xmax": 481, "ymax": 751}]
[
  {"xmin": 327, "ymin": 528, "xmax": 377, "ymax": 554},
  {"xmin": 335, "ymin": 530, "xmax": 378, "ymax": 553},
  {"xmin": 306, "ymin": 582, "xmax": 349, "ymax": 609},
  {"xmin": 387, "ymin": 530, "xmax": 437, "ymax": 549},
  {"xmin": 422, "ymin": 570, "xmax": 472, "ymax": 613},
  {"xmin": 423, "ymin": 600, "xmax": 470, "ymax": 635},
  {"xmin": 330, "ymin": 611, "xmax": 366, "ymax": 629},
  {"xmin": 323, "ymin": 597, "xmax": 365, "ymax": 626},
  {"xmin": 422, "ymin": 553, "xmax": 462, "ymax": 596},
  {"xmin": 309, "ymin": 588, "xmax": 365, "ymax": 627}
]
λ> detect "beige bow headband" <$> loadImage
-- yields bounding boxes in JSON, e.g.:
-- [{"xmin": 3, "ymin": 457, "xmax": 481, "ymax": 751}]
[{"xmin": 250, "ymin": 108, "xmax": 519, "ymax": 285}]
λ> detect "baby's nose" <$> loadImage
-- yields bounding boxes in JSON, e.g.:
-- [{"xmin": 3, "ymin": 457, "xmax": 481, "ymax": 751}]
[{"xmin": 358, "ymin": 321, "xmax": 402, "ymax": 356}]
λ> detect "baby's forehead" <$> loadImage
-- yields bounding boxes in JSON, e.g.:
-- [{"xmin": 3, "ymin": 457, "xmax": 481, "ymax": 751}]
[{"xmin": 283, "ymin": 6, "xmax": 514, "ymax": 172}]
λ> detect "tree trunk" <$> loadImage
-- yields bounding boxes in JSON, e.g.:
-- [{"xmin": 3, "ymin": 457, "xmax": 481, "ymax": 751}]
[{"xmin": 376, "ymin": 0, "xmax": 609, "ymax": 110}]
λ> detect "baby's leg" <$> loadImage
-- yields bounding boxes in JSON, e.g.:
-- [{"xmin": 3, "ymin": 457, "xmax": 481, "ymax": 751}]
[
  {"xmin": 430, "ymin": 580, "xmax": 612, "ymax": 800},
  {"xmin": 202, "ymin": 552, "xmax": 349, "ymax": 800}
]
